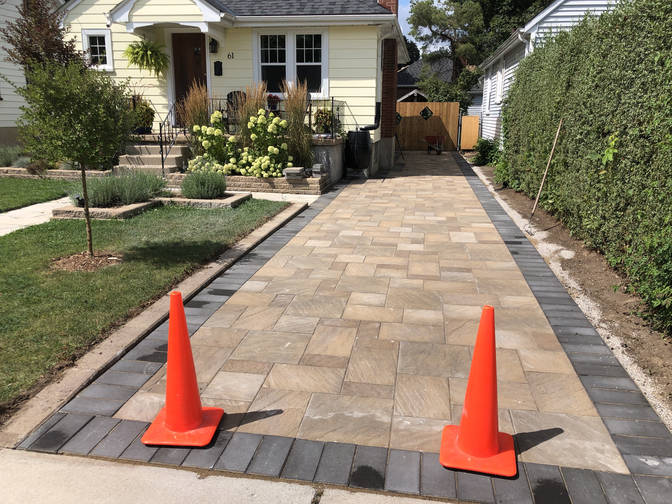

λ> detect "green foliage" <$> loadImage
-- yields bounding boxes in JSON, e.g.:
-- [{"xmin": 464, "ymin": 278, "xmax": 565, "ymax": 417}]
[
  {"xmin": 0, "ymin": 0, "xmax": 83, "ymax": 70},
  {"xmin": 0, "ymin": 145, "xmax": 23, "ymax": 166},
  {"xmin": 498, "ymin": 0, "xmax": 672, "ymax": 333},
  {"xmin": 17, "ymin": 62, "xmax": 136, "ymax": 171},
  {"xmin": 189, "ymin": 109, "xmax": 292, "ymax": 178},
  {"xmin": 132, "ymin": 99, "xmax": 155, "ymax": 131},
  {"xmin": 123, "ymin": 39, "xmax": 169, "ymax": 77},
  {"xmin": 418, "ymin": 63, "xmax": 481, "ymax": 111},
  {"xmin": 77, "ymin": 172, "xmax": 165, "ymax": 208},
  {"xmin": 403, "ymin": 35, "xmax": 421, "ymax": 65},
  {"xmin": 472, "ymin": 138, "xmax": 500, "ymax": 165},
  {"xmin": 313, "ymin": 108, "xmax": 342, "ymax": 135},
  {"xmin": 181, "ymin": 171, "xmax": 227, "ymax": 199}
]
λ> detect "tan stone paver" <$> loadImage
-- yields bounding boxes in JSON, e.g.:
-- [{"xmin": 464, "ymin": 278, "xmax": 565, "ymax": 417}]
[{"xmin": 117, "ymin": 152, "xmax": 627, "ymax": 473}]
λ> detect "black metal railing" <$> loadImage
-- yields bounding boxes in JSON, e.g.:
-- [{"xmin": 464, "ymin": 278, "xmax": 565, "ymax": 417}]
[{"xmin": 158, "ymin": 102, "xmax": 186, "ymax": 177}]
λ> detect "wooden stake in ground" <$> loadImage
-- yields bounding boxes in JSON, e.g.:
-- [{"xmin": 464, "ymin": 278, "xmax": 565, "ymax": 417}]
[{"xmin": 528, "ymin": 119, "xmax": 563, "ymax": 232}]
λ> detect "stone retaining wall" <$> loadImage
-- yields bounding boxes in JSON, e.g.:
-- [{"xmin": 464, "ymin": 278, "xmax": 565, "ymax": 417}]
[
  {"xmin": 166, "ymin": 173, "xmax": 331, "ymax": 195},
  {"xmin": 0, "ymin": 167, "xmax": 112, "ymax": 180}
]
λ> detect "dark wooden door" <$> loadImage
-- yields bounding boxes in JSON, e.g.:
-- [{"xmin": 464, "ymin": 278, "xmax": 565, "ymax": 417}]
[{"xmin": 172, "ymin": 33, "xmax": 207, "ymax": 103}]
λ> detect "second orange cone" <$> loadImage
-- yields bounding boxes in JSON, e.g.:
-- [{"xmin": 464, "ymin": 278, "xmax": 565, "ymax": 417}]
[
  {"xmin": 439, "ymin": 305, "xmax": 517, "ymax": 477},
  {"xmin": 142, "ymin": 291, "xmax": 224, "ymax": 447}
]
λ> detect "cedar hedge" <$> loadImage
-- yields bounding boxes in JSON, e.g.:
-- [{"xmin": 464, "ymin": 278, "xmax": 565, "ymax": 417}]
[{"xmin": 496, "ymin": 0, "xmax": 672, "ymax": 334}]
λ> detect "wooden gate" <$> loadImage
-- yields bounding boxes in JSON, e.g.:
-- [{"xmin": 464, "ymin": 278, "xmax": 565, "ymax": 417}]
[
  {"xmin": 460, "ymin": 115, "xmax": 480, "ymax": 150},
  {"xmin": 396, "ymin": 102, "xmax": 459, "ymax": 151}
]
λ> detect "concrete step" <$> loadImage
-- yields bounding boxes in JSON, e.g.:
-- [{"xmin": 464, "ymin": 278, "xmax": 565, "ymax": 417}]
[
  {"xmin": 114, "ymin": 164, "xmax": 181, "ymax": 175},
  {"xmin": 125, "ymin": 144, "xmax": 190, "ymax": 156},
  {"xmin": 119, "ymin": 154, "xmax": 184, "ymax": 167},
  {"xmin": 132, "ymin": 134, "xmax": 189, "ymax": 145}
]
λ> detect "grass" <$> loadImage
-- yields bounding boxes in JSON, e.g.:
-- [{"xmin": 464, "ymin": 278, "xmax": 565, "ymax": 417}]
[
  {"xmin": 0, "ymin": 199, "xmax": 288, "ymax": 408},
  {"xmin": 0, "ymin": 178, "xmax": 76, "ymax": 212}
]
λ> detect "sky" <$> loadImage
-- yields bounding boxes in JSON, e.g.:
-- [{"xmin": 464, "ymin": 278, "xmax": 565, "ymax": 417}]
[{"xmin": 398, "ymin": 0, "xmax": 413, "ymax": 37}]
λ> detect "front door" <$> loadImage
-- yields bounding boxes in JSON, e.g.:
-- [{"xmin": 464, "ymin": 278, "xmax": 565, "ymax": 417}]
[{"xmin": 172, "ymin": 33, "xmax": 207, "ymax": 104}]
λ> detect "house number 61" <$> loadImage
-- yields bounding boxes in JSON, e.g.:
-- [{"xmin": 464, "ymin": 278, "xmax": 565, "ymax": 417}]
[{"xmin": 227, "ymin": 52, "xmax": 235, "ymax": 60}]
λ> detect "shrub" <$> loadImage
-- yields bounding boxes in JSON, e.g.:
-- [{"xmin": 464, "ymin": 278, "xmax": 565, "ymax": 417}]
[
  {"xmin": 0, "ymin": 145, "xmax": 23, "ymax": 166},
  {"xmin": 76, "ymin": 171, "xmax": 165, "ymax": 208},
  {"xmin": 498, "ymin": 0, "xmax": 672, "ymax": 333},
  {"xmin": 236, "ymin": 83, "xmax": 267, "ymax": 146},
  {"xmin": 181, "ymin": 171, "xmax": 227, "ymax": 199},
  {"xmin": 132, "ymin": 98, "xmax": 155, "ymax": 133},
  {"xmin": 189, "ymin": 108, "xmax": 291, "ymax": 178},
  {"xmin": 472, "ymin": 138, "xmax": 499, "ymax": 166}
]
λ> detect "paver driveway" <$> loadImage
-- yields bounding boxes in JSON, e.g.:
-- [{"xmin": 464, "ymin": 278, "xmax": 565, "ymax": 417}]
[{"xmin": 115, "ymin": 153, "xmax": 626, "ymax": 473}]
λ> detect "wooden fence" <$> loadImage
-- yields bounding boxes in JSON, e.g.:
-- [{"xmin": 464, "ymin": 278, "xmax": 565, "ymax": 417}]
[
  {"xmin": 396, "ymin": 102, "xmax": 459, "ymax": 151},
  {"xmin": 460, "ymin": 115, "xmax": 480, "ymax": 150}
]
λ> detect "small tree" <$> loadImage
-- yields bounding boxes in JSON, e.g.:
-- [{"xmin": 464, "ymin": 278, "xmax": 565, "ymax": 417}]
[
  {"xmin": 17, "ymin": 62, "xmax": 136, "ymax": 255},
  {"xmin": 0, "ymin": 0, "xmax": 84, "ymax": 70}
]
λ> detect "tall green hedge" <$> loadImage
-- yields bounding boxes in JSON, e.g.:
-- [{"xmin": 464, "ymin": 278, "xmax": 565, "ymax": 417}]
[{"xmin": 497, "ymin": 0, "xmax": 672, "ymax": 334}]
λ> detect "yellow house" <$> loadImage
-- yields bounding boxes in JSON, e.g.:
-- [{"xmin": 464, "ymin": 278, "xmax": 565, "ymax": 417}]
[{"xmin": 58, "ymin": 0, "xmax": 408, "ymax": 173}]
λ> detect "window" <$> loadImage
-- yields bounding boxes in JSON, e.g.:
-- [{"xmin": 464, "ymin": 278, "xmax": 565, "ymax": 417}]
[
  {"xmin": 256, "ymin": 31, "xmax": 327, "ymax": 96},
  {"xmin": 495, "ymin": 60, "xmax": 504, "ymax": 104},
  {"xmin": 260, "ymin": 35, "xmax": 286, "ymax": 92},
  {"xmin": 82, "ymin": 29, "xmax": 113, "ymax": 71},
  {"xmin": 296, "ymin": 34, "xmax": 322, "ymax": 92}
]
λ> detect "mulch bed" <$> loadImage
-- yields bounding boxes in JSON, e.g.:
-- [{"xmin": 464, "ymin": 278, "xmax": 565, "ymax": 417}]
[{"xmin": 51, "ymin": 251, "xmax": 123, "ymax": 272}]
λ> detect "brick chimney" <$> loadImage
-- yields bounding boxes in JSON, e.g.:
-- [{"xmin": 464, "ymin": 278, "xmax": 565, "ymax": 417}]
[{"xmin": 378, "ymin": 0, "xmax": 398, "ymax": 15}]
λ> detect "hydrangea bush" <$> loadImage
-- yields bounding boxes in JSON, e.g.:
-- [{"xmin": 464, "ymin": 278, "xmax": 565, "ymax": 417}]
[{"xmin": 188, "ymin": 109, "xmax": 294, "ymax": 178}]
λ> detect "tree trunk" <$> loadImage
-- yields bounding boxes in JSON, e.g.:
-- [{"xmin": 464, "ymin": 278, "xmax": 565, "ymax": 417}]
[{"xmin": 80, "ymin": 164, "xmax": 94, "ymax": 256}]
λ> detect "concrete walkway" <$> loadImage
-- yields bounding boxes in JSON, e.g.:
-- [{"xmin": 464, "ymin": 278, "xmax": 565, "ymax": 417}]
[{"xmin": 0, "ymin": 196, "xmax": 68, "ymax": 236}]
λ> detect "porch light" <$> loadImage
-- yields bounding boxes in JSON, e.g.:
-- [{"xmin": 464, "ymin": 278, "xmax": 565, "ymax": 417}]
[{"xmin": 209, "ymin": 38, "xmax": 219, "ymax": 54}]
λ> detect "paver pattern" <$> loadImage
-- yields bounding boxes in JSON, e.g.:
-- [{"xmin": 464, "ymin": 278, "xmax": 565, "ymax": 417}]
[{"xmin": 114, "ymin": 154, "xmax": 626, "ymax": 473}]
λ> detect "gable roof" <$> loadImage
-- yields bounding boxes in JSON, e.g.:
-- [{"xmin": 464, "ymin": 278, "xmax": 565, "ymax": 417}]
[
  {"xmin": 398, "ymin": 57, "xmax": 453, "ymax": 87},
  {"xmin": 210, "ymin": 0, "xmax": 392, "ymax": 16}
]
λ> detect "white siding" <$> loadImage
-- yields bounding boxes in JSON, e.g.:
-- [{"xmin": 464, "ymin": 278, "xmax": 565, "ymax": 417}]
[
  {"xmin": 480, "ymin": 46, "xmax": 525, "ymax": 142},
  {"xmin": 0, "ymin": 0, "xmax": 26, "ymax": 132},
  {"xmin": 530, "ymin": 1, "xmax": 613, "ymax": 44},
  {"xmin": 466, "ymin": 95, "xmax": 482, "ymax": 117}
]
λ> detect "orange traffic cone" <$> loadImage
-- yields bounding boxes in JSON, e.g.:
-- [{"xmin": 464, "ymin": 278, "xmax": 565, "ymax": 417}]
[
  {"xmin": 142, "ymin": 291, "xmax": 224, "ymax": 446},
  {"xmin": 439, "ymin": 305, "xmax": 517, "ymax": 477}
]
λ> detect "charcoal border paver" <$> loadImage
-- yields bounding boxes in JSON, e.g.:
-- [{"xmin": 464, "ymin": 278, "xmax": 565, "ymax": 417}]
[
  {"xmin": 313, "ymin": 442, "xmax": 356, "ymax": 486},
  {"xmin": 59, "ymin": 416, "xmax": 120, "ymax": 455},
  {"xmin": 281, "ymin": 438, "xmax": 325, "ymax": 481},
  {"xmin": 384, "ymin": 449, "xmax": 420, "ymax": 495},
  {"xmin": 247, "ymin": 435, "xmax": 294, "ymax": 477},
  {"xmin": 214, "ymin": 432, "xmax": 262, "ymax": 473},
  {"xmin": 561, "ymin": 467, "xmax": 608, "ymax": 504},
  {"xmin": 89, "ymin": 420, "xmax": 148, "ymax": 459}
]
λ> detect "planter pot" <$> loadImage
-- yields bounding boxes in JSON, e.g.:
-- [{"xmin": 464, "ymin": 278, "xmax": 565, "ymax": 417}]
[
  {"xmin": 134, "ymin": 126, "xmax": 152, "ymax": 135},
  {"xmin": 312, "ymin": 136, "xmax": 345, "ymax": 182}
]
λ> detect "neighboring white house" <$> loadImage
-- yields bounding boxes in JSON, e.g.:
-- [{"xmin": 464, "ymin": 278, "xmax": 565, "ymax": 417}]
[
  {"xmin": 0, "ymin": 0, "xmax": 26, "ymax": 145},
  {"xmin": 479, "ymin": 0, "xmax": 615, "ymax": 142}
]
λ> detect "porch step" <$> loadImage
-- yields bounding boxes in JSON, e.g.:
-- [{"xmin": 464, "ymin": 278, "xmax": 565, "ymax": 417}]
[
  {"xmin": 133, "ymin": 133, "xmax": 189, "ymax": 145},
  {"xmin": 114, "ymin": 164, "xmax": 181, "ymax": 175},
  {"xmin": 119, "ymin": 154, "xmax": 185, "ymax": 167},
  {"xmin": 125, "ymin": 144, "xmax": 190, "ymax": 156}
]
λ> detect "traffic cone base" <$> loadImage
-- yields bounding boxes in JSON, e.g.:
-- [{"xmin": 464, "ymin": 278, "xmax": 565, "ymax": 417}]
[
  {"xmin": 142, "ymin": 406, "xmax": 224, "ymax": 447},
  {"xmin": 439, "ymin": 425, "xmax": 517, "ymax": 478}
]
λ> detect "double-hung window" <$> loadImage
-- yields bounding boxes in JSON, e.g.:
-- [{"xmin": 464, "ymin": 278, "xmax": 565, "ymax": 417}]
[
  {"xmin": 82, "ymin": 29, "xmax": 114, "ymax": 71},
  {"xmin": 260, "ymin": 35, "xmax": 286, "ymax": 93},
  {"xmin": 256, "ymin": 31, "xmax": 327, "ymax": 97},
  {"xmin": 495, "ymin": 60, "xmax": 504, "ymax": 104}
]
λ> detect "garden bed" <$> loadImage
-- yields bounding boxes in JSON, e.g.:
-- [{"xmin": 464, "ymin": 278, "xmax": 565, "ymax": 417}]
[
  {"xmin": 0, "ymin": 167, "xmax": 112, "ymax": 180},
  {"xmin": 0, "ymin": 199, "xmax": 289, "ymax": 411},
  {"xmin": 51, "ymin": 193, "xmax": 253, "ymax": 219},
  {"xmin": 52, "ymin": 200, "xmax": 160, "ymax": 220},
  {"xmin": 155, "ymin": 192, "xmax": 251, "ymax": 209},
  {"xmin": 167, "ymin": 172, "xmax": 330, "ymax": 194}
]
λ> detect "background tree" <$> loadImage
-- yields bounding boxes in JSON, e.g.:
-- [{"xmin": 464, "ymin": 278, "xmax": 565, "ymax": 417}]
[
  {"xmin": 402, "ymin": 36, "xmax": 421, "ymax": 66},
  {"xmin": 17, "ymin": 63, "xmax": 136, "ymax": 255},
  {"xmin": 0, "ymin": 0, "xmax": 84, "ymax": 70}
]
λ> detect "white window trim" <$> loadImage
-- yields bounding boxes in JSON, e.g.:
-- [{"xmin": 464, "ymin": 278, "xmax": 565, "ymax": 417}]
[
  {"xmin": 495, "ymin": 60, "xmax": 504, "ymax": 104},
  {"xmin": 252, "ymin": 29, "xmax": 329, "ymax": 99},
  {"xmin": 484, "ymin": 70, "xmax": 491, "ymax": 114},
  {"xmin": 82, "ymin": 29, "xmax": 114, "ymax": 72}
]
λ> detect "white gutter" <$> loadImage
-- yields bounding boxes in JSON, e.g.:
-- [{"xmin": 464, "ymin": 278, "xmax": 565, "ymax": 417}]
[{"xmin": 233, "ymin": 14, "xmax": 399, "ymax": 27}]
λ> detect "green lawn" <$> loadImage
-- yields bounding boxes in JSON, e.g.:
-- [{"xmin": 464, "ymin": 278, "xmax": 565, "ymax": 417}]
[
  {"xmin": 0, "ymin": 199, "xmax": 288, "ymax": 407},
  {"xmin": 0, "ymin": 177, "xmax": 77, "ymax": 212}
]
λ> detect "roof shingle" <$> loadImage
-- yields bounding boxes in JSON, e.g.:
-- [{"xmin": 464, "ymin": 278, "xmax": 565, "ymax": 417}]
[{"xmin": 210, "ymin": 0, "xmax": 392, "ymax": 16}]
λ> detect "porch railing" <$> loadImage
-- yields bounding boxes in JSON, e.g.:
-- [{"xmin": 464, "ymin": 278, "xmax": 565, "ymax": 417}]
[{"xmin": 158, "ymin": 102, "xmax": 186, "ymax": 177}]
